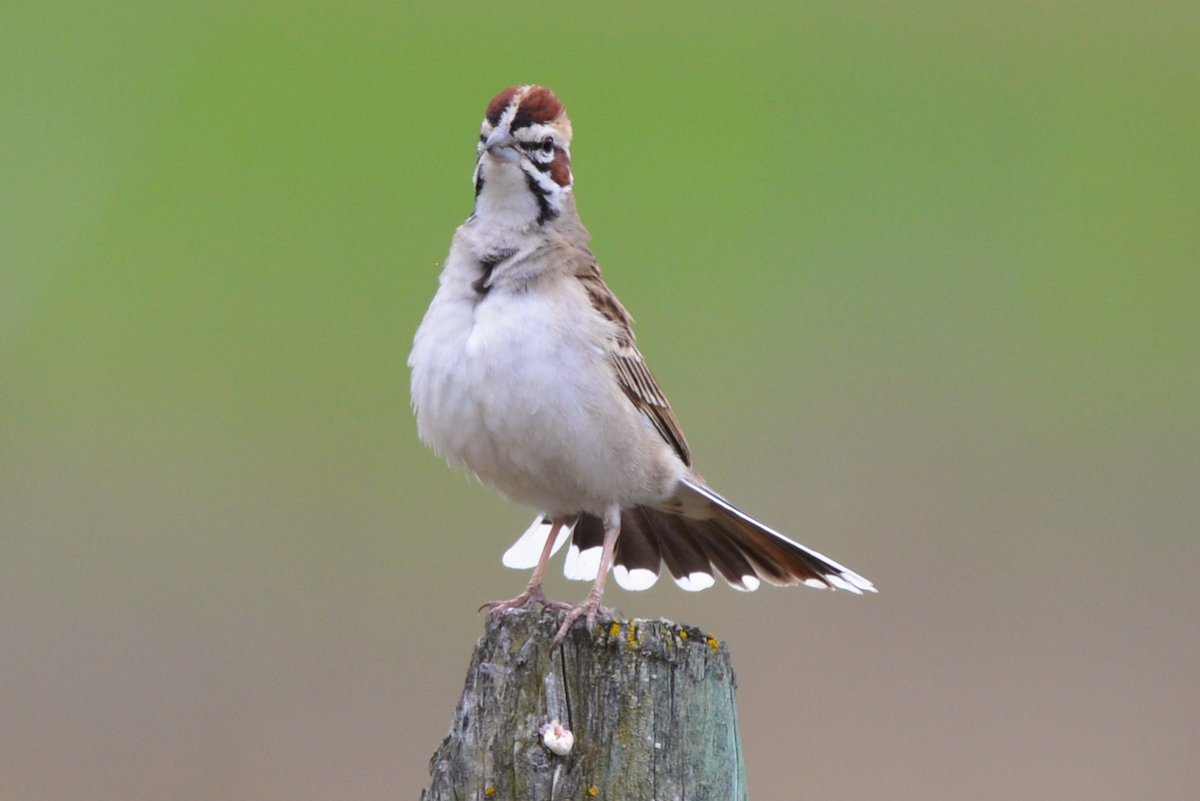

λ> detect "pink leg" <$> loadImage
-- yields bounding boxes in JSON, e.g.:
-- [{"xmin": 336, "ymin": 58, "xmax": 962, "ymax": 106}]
[
  {"xmin": 554, "ymin": 507, "xmax": 621, "ymax": 644},
  {"xmin": 482, "ymin": 520, "xmax": 573, "ymax": 615}
]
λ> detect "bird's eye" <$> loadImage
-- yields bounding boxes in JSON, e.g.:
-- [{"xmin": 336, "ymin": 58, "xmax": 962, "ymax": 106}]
[{"xmin": 540, "ymin": 140, "xmax": 555, "ymax": 153}]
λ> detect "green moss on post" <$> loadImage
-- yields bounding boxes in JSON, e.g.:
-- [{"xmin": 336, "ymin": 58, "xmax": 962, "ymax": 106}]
[{"xmin": 421, "ymin": 609, "xmax": 748, "ymax": 801}]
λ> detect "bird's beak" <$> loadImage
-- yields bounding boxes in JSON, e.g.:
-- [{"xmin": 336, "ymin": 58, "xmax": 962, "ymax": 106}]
[{"xmin": 484, "ymin": 125, "xmax": 521, "ymax": 162}]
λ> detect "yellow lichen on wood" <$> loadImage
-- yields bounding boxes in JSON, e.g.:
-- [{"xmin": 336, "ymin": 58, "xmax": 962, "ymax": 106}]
[{"xmin": 625, "ymin": 622, "xmax": 641, "ymax": 651}]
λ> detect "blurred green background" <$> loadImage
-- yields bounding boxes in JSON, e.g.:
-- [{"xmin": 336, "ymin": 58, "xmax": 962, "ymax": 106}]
[{"xmin": 2, "ymin": 2, "xmax": 1197, "ymax": 799}]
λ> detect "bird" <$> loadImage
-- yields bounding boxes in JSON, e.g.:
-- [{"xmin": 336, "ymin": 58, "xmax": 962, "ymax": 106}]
[{"xmin": 409, "ymin": 85, "xmax": 875, "ymax": 643}]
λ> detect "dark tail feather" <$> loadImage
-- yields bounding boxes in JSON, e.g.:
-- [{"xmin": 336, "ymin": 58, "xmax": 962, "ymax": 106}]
[
  {"xmin": 677, "ymin": 477, "xmax": 875, "ymax": 593},
  {"xmin": 685, "ymin": 519, "xmax": 766, "ymax": 591},
  {"xmin": 637, "ymin": 507, "xmax": 714, "ymax": 591},
  {"xmin": 611, "ymin": 508, "xmax": 663, "ymax": 590},
  {"xmin": 556, "ymin": 479, "xmax": 874, "ymax": 595}
]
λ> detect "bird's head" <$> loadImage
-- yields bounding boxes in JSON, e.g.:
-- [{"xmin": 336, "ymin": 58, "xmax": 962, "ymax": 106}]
[{"xmin": 472, "ymin": 85, "xmax": 574, "ymax": 229}]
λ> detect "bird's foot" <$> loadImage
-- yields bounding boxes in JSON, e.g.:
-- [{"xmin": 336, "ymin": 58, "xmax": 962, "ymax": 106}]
[
  {"xmin": 480, "ymin": 584, "xmax": 572, "ymax": 616},
  {"xmin": 552, "ymin": 597, "xmax": 617, "ymax": 645}
]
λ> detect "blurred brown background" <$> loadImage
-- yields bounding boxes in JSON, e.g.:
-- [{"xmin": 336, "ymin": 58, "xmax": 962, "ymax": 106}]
[{"xmin": 2, "ymin": 2, "xmax": 1197, "ymax": 799}]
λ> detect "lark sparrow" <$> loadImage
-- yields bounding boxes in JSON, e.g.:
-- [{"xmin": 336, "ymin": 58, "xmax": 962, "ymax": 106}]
[{"xmin": 409, "ymin": 86, "xmax": 874, "ymax": 642}]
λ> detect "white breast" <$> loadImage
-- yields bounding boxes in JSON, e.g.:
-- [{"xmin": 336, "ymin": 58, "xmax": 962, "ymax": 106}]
[{"xmin": 409, "ymin": 245, "xmax": 681, "ymax": 516}]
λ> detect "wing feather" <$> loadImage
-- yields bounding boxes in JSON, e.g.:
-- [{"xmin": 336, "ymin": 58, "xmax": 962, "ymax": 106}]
[{"xmin": 575, "ymin": 262, "xmax": 692, "ymax": 465}]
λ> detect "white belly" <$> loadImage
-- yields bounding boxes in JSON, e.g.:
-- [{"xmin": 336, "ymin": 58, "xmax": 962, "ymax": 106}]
[{"xmin": 409, "ymin": 280, "xmax": 676, "ymax": 516}]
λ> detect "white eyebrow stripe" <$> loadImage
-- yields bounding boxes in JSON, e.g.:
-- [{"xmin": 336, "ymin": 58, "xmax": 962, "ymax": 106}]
[{"xmin": 512, "ymin": 123, "xmax": 553, "ymax": 141}]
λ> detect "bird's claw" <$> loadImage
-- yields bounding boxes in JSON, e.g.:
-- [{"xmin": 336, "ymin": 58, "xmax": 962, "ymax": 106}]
[
  {"xmin": 552, "ymin": 598, "xmax": 617, "ymax": 644},
  {"xmin": 480, "ymin": 585, "xmax": 572, "ymax": 616}
]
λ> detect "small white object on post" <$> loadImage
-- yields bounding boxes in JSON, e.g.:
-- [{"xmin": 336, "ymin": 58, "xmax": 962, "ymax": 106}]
[{"xmin": 540, "ymin": 719, "xmax": 574, "ymax": 756}]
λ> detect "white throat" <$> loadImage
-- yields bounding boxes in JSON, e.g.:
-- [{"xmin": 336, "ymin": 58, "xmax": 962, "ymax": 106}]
[{"xmin": 473, "ymin": 158, "xmax": 544, "ymax": 230}]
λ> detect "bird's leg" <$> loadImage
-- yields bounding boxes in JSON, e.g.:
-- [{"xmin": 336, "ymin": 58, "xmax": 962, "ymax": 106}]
[
  {"xmin": 481, "ymin": 520, "xmax": 573, "ymax": 615},
  {"xmin": 554, "ymin": 506, "xmax": 621, "ymax": 644}
]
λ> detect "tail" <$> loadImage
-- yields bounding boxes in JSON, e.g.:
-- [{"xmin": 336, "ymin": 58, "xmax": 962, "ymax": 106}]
[{"xmin": 502, "ymin": 477, "xmax": 875, "ymax": 594}]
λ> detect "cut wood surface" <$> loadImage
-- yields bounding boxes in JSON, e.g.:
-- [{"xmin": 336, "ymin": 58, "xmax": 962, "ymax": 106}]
[{"xmin": 421, "ymin": 609, "xmax": 747, "ymax": 801}]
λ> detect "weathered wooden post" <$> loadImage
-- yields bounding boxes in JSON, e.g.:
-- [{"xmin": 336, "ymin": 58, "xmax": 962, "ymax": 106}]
[{"xmin": 421, "ymin": 608, "xmax": 747, "ymax": 800}]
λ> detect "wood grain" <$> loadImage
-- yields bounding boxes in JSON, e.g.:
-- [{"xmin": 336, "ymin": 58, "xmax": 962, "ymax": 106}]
[{"xmin": 421, "ymin": 609, "xmax": 748, "ymax": 800}]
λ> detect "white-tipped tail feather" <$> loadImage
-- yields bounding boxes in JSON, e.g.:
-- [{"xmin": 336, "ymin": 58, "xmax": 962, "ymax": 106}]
[
  {"xmin": 502, "ymin": 478, "xmax": 875, "ymax": 597},
  {"xmin": 678, "ymin": 478, "xmax": 876, "ymax": 594},
  {"xmin": 502, "ymin": 516, "xmax": 573, "ymax": 569},
  {"xmin": 673, "ymin": 571, "xmax": 716, "ymax": 592},
  {"xmin": 563, "ymin": 544, "xmax": 603, "ymax": 581},
  {"xmin": 735, "ymin": 574, "xmax": 760, "ymax": 592},
  {"xmin": 612, "ymin": 565, "xmax": 659, "ymax": 591}
]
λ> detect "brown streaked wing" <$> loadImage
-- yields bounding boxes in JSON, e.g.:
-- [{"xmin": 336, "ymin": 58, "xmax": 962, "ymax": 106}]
[{"xmin": 575, "ymin": 262, "xmax": 692, "ymax": 466}]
